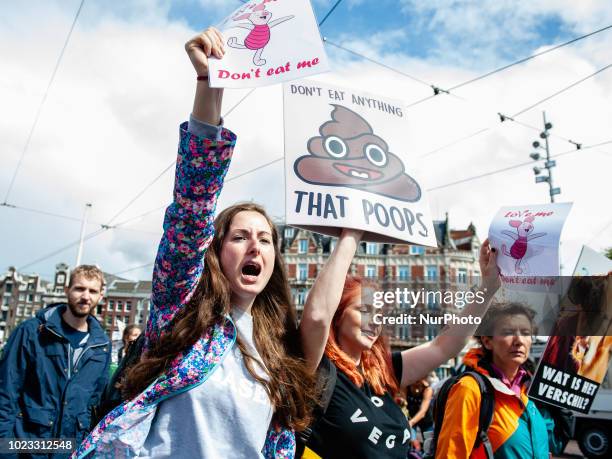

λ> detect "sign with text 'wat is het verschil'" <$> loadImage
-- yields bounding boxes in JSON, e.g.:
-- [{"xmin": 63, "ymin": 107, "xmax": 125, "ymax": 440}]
[
  {"xmin": 283, "ymin": 80, "xmax": 437, "ymax": 246},
  {"xmin": 209, "ymin": 0, "xmax": 329, "ymax": 88},
  {"xmin": 528, "ymin": 247, "xmax": 612, "ymax": 413}
]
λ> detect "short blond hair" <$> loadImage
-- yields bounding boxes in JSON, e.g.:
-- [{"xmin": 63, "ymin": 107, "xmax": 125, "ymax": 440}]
[{"xmin": 69, "ymin": 265, "xmax": 105, "ymax": 290}]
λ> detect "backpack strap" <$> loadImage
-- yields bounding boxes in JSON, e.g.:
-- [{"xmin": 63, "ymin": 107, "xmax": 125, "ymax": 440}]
[
  {"xmin": 429, "ymin": 370, "xmax": 495, "ymax": 459},
  {"xmin": 295, "ymin": 357, "xmax": 338, "ymax": 457},
  {"xmin": 462, "ymin": 371, "xmax": 495, "ymax": 459}
]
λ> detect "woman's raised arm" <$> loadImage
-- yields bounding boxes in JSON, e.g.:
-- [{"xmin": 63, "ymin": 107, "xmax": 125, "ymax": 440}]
[
  {"xmin": 300, "ymin": 228, "xmax": 363, "ymax": 372},
  {"xmin": 187, "ymin": 27, "xmax": 224, "ymax": 125},
  {"xmin": 399, "ymin": 239, "xmax": 501, "ymax": 387},
  {"xmin": 147, "ymin": 28, "xmax": 235, "ymax": 347}
]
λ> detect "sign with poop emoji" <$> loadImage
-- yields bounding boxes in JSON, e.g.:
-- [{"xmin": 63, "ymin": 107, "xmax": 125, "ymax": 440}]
[
  {"xmin": 209, "ymin": 0, "xmax": 329, "ymax": 88},
  {"xmin": 283, "ymin": 80, "xmax": 437, "ymax": 245}
]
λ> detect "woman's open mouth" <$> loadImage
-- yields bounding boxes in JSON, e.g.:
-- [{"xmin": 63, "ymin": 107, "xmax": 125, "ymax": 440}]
[
  {"xmin": 241, "ymin": 261, "xmax": 262, "ymax": 283},
  {"xmin": 361, "ymin": 329, "xmax": 377, "ymax": 340}
]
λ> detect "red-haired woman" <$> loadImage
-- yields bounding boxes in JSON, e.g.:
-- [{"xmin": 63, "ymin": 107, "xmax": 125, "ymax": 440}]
[{"xmin": 298, "ymin": 230, "xmax": 501, "ymax": 458}]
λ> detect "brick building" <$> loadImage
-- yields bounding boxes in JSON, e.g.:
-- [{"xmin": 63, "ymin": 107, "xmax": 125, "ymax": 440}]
[
  {"xmin": 279, "ymin": 213, "xmax": 482, "ymax": 351},
  {"xmin": 0, "ymin": 267, "xmax": 54, "ymax": 341},
  {"xmin": 97, "ymin": 279, "xmax": 151, "ymax": 338}
]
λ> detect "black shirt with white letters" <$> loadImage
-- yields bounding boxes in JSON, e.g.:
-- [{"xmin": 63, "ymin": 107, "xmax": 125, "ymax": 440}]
[{"xmin": 306, "ymin": 354, "xmax": 410, "ymax": 458}]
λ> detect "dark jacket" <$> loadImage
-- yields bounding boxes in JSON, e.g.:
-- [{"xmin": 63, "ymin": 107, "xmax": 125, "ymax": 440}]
[
  {"xmin": 92, "ymin": 334, "xmax": 145, "ymax": 427},
  {"xmin": 0, "ymin": 304, "xmax": 110, "ymax": 457}
]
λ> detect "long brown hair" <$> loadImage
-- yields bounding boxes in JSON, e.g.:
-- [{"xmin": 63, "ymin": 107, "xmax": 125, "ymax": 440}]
[
  {"xmin": 325, "ymin": 275, "xmax": 399, "ymax": 396},
  {"xmin": 123, "ymin": 202, "xmax": 316, "ymax": 430}
]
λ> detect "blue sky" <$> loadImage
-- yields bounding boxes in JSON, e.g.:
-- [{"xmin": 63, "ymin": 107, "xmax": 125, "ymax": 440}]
[
  {"xmin": 166, "ymin": 0, "xmax": 573, "ymax": 68},
  {"xmin": 1, "ymin": 0, "xmax": 611, "ymax": 281}
]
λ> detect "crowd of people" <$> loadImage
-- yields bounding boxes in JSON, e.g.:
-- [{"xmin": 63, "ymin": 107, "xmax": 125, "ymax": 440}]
[{"xmin": 0, "ymin": 25, "xmax": 601, "ymax": 459}]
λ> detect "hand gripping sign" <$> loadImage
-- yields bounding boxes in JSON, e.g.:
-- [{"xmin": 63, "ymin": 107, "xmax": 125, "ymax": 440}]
[
  {"xmin": 283, "ymin": 80, "xmax": 436, "ymax": 246},
  {"xmin": 209, "ymin": 0, "xmax": 329, "ymax": 88}
]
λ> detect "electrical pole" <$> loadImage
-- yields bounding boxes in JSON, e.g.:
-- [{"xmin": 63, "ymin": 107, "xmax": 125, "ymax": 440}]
[
  {"xmin": 529, "ymin": 113, "xmax": 567, "ymax": 274},
  {"xmin": 530, "ymin": 111, "xmax": 560, "ymax": 203},
  {"xmin": 75, "ymin": 203, "xmax": 92, "ymax": 266}
]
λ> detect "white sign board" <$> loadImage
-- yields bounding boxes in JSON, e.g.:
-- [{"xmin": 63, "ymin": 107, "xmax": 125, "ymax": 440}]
[
  {"xmin": 210, "ymin": 0, "xmax": 329, "ymax": 88},
  {"xmin": 488, "ymin": 203, "xmax": 572, "ymax": 277},
  {"xmin": 283, "ymin": 80, "xmax": 437, "ymax": 246},
  {"xmin": 572, "ymin": 245, "xmax": 612, "ymax": 276}
]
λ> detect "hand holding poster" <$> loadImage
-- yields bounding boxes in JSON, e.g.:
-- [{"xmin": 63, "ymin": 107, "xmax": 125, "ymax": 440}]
[
  {"xmin": 528, "ymin": 248, "xmax": 612, "ymax": 413},
  {"xmin": 283, "ymin": 80, "xmax": 436, "ymax": 245},
  {"xmin": 209, "ymin": 0, "xmax": 329, "ymax": 88}
]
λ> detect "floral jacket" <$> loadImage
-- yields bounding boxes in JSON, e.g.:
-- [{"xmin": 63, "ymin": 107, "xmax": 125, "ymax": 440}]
[{"xmin": 72, "ymin": 123, "xmax": 295, "ymax": 459}]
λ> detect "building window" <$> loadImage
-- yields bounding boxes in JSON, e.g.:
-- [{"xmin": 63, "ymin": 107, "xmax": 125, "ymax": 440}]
[
  {"xmin": 366, "ymin": 265, "xmax": 376, "ymax": 278},
  {"xmin": 16, "ymin": 306, "xmax": 24, "ymax": 316},
  {"xmin": 116, "ymin": 301, "xmax": 123, "ymax": 312},
  {"xmin": 295, "ymin": 290, "xmax": 308, "ymax": 305},
  {"xmin": 427, "ymin": 293, "xmax": 438, "ymax": 309},
  {"xmin": 284, "ymin": 227, "xmax": 294, "ymax": 238},
  {"xmin": 399, "ymin": 294, "xmax": 411, "ymax": 309},
  {"xmin": 366, "ymin": 243, "xmax": 378, "ymax": 255},
  {"xmin": 57, "ymin": 274, "xmax": 65, "ymax": 285},
  {"xmin": 27, "ymin": 294, "xmax": 34, "ymax": 303},
  {"xmin": 3, "ymin": 297, "xmax": 9, "ymax": 306},
  {"xmin": 398, "ymin": 266, "xmax": 409, "ymax": 281},
  {"xmin": 34, "ymin": 295, "xmax": 41, "ymax": 302},
  {"xmin": 298, "ymin": 239, "xmax": 308, "ymax": 254},
  {"xmin": 399, "ymin": 324, "xmax": 409, "ymax": 340},
  {"xmin": 457, "ymin": 268, "xmax": 467, "ymax": 284},
  {"xmin": 4, "ymin": 283, "xmax": 12, "ymax": 293},
  {"xmin": 108, "ymin": 300, "xmax": 114, "ymax": 311},
  {"xmin": 426, "ymin": 265, "xmax": 438, "ymax": 281},
  {"xmin": 96, "ymin": 305, "xmax": 103, "ymax": 316},
  {"xmin": 126, "ymin": 301, "xmax": 132, "ymax": 312},
  {"xmin": 410, "ymin": 245, "xmax": 425, "ymax": 255},
  {"xmin": 18, "ymin": 293, "xmax": 25, "ymax": 301},
  {"xmin": 427, "ymin": 324, "xmax": 435, "ymax": 340},
  {"xmin": 298, "ymin": 264, "xmax": 308, "ymax": 281}
]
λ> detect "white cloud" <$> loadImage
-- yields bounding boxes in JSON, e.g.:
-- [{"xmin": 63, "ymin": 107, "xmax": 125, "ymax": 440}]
[{"xmin": 399, "ymin": 0, "xmax": 612, "ymax": 68}]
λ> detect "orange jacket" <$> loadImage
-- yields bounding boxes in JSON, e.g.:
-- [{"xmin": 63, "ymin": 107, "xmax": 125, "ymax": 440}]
[{"xmin": 435, "ymin": 348, "xmax": 549, "ymax": 459}]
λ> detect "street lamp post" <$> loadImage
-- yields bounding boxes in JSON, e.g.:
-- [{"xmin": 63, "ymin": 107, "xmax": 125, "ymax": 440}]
[
  {"xmin": 75, "ymin": 203, "xmax": 92, "ymax": 266},
  {"xmin": 530, "ymin": 111, "xmax": 560, "ymax": 203}
]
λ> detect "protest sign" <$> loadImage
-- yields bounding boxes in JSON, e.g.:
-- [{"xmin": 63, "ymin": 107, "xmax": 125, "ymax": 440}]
[
  {"xmin": 529, "ymin": 249, "xmax": 612, "ymax": 412},
  {"xmin": 488, "ymin": 203, "xmax": 572, "ymax": 287},
  {"xmin": 573, "ymin": 245, "xmax": 612, "ymax": 276},
  {"xmin": 283, "ymin": 80, "xmax": 436, "ymax": 245},
  {"xmin": 529, "ymin": 364, "xmax": 599, "ymax": 413},
  {"xmin": 209, "ymin": 0, "xmax": 329, "ymax": 88}
]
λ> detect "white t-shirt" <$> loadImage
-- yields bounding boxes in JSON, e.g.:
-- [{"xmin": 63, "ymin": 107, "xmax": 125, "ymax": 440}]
[{"xmin": 139, "ymin": 307, "xmax": 273, "ymax": 458}]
